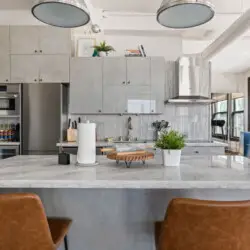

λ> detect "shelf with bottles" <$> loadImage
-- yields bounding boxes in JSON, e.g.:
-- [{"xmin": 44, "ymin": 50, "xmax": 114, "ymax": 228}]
[{"xmin": 0, "ymin": 123, "xmax": 20, "ymax": 142}]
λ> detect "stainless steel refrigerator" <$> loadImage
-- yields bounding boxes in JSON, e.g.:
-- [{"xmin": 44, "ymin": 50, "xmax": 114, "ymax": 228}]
[{"xmin": 22, "ymin": 83, "xmax": 61, "ymax": 155}]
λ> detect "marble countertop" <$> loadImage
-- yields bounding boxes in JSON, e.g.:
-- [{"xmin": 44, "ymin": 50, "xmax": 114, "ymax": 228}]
[
  {"xmin": 56, "ymin": 141, "xmax": 228, "ymax": 148},
  {"xmin": 0, "ymin": 155, "xmax": 249, "ymax": 189}
]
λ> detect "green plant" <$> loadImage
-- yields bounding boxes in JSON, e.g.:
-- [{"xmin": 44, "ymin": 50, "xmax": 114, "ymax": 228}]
[
  {"xmin": 93, "ymin": 41, "xmax": 115, "ymax": 53},
  {"xmin": 155, "ymin": 130, "xmax": 185, "ymax": 150}
]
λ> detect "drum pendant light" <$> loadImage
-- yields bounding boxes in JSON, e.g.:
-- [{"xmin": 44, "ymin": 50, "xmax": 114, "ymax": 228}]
[
  {"xmin": 32, "ymin": 0, "xmax": 90, "ymax": 28},
  {"xmin": 157, "ymin": 0, "xmax": 215, "ymax": 29}
]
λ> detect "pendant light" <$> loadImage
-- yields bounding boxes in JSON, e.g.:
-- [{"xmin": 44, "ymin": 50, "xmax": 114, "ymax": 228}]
[
  {"xmin": 157, "ymin": 0, "xmax": 215, "ymax": 29},
  {"xmin": 32, "ymin": 0, "xmax": 90, "ymax": 28}
]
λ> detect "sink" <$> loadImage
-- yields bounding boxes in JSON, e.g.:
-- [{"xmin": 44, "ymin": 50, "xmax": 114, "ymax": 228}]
[{"xmin": 112, "ymin": 140, "xmax": 153, "ymax": 144}]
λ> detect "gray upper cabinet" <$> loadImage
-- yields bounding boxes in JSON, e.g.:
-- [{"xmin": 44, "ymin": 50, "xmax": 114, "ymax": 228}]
[
  {"xmin": 39, "ymin": 27, "xmax": 71, "ymax": 55},
  {"xmin": 69, "ymin": 56, "xmax": 165, "ymax": 114},
  {"xmin": 103, "ymin": 85, "xmax": 127, "ymax": 113},
  {"xmin": 70, "ymin": 58, "xmax": 103, "ymax": 114},
  {"xmin": 10, "ymin": 26, "xmax": 40, "ymax": 55},
  {"xmin": 150, "ymin": 57, "xmax": 165, "ymax": 113},
  {"xmin": 11, "ymin": 55, "xmax": 69, "ymax": 83},
  {"xmin": 39, "ymin": 55, "xmax": 69, "ymax": 83},
  {"xmin": 126, "ymin": 58, "xmax": 150, "ymax": 86},
  {"xmin": 0, "ymin": 26, "xmax": 9, "ymax": 55},
  {"xmin": 11, "ymin": 55, "xmax": 40, "ymax": 83},
  {"xmin": 10, "ymin": 26, "xmax": 71, "ymax": 55},
  {"xmin": 103, "ymin": 57, "xmax": 126, "ymax": 86},
  {"xmin": 126, "ymin": 85, "xmax": 151, "ymax": 114}
]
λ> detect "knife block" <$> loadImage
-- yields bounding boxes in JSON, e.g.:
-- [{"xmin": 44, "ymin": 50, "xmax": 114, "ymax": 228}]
[{"xmin": 67, "ymin": 128, "xmax": 77, "ymax": 142}]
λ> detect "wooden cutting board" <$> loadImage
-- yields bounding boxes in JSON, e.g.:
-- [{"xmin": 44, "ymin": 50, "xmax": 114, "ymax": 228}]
[{"xmin": 101, "ymin": 148, "xmax": 154, "ymax": 168}]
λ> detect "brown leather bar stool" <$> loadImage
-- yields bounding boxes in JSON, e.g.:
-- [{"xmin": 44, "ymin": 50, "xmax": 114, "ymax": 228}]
[
  {"xmin": 155, "ymin": 198, "xmax": 250, "ymax": 250},
  {"xmin": 0, "ymin": 193, "xmax": 72, "ymax": 250}
]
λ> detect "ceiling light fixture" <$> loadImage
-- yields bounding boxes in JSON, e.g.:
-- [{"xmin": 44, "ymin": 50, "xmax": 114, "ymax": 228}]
[
  {"xmin": 157, "ymin": 0, "xmax": 215, "ymax": 29},
  {"xmin": 32, "ymin": 0, "xmax": 90, "ymax": 28}
]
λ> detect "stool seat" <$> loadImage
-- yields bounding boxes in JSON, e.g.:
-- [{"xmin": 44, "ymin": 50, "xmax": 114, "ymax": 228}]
[
  {"xmin": 155, "ymin": 199, "xmax": 250, "ymax": 250},
  {"xmin": 48, "ymin": 218, "xmax": 72, "ymax": 249}
]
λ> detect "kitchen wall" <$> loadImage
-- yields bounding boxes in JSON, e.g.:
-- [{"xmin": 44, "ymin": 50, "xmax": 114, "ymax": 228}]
[
  {"xmin": 73, "ymin": 33, "xmax": 182, "ymax": 61},
  {"xmin": 69, "ymin": 34, "xmax": 212, "ymax": 142},
  {"xmin": 70, "ymin": 104, "xmax": 211, "ymax": 142}
]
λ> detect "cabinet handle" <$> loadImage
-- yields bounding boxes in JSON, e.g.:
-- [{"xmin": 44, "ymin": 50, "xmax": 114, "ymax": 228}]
[
  {"xmin": 127, "ymin": 81, "xmax": 131, "ymax": 85},
  {"xmin": 34, "ymin": 50, "xmax": 37, "ymax": 53},
  {"xmin": 122, "ymin": 81, "xmax": 126, "ymax": 85},
  {"xmin": 34, "ymin": 79, "xmax": 37, "ymax": 82},
  {"xmin": 40, "ymin": 50, "xmax": 42, "ymax": 53},
  {"xmin": 125, "ymin": 110, "xmax": 128, "ymax": 113},
  {"xmin": 194, "ymin": 151, "xmax": 199, "ymax": 154},
  {"xmin": 5, "ymin": 79, "xmax": 8, "ymax": 82},
  {"xmin": 151, "ymin": 110, "xmax": 154, "ymax": 113},
  {"xmin": 39, "ymin": 79, "xmax": 43, "ymax": 82},
  {"xmin": 98, "ymin": 110, "xmax": 102, "ymax": 113}
]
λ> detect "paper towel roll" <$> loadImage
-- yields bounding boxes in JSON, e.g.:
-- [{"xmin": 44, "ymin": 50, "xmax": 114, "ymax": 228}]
[{"xmin": 77, "ymin": 122, "xmax": 96, "ymax": 165}]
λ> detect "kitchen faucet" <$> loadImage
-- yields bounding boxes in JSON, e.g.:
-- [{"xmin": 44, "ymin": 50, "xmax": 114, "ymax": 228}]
[{"xmin": 127, "ymin": 117, "xmax": 133, "ymax": 141}]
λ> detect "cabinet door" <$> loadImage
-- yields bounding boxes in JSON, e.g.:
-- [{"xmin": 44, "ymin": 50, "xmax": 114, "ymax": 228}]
[
  {"xmin": 150, "ymin": 57, "xmax": 165, "ymax": 113},
  {"xmin": 0, "ymin": 27, "xmax": 9, "ymax": 55},
  {"xmin": 103, "ymin": 57, "xmax": 126, "ymax": 86},
  {"xmin": 11, "ymin": 55, "xmax": 39, "ymax": 83},
  {"xmin": 70, "ymin": 58, "xmax": 103, "ymax": 114},
  {"xmin": 39, "ymin": 55, "xmax": 69, "ymax": 83},
  {"xmin": 0, "ymin": 55, "xmax": 10, "ymax": 83},
  {"xmin": 10, "ymin": 26, "xmax": 39, "ymax": 54},
  {"xmin": 126, "ymin": 85, "xmax": 151, "ymax": 113},
  {"xmin": 39, "ymin": 27, "xmax": 71, "ymax": 54},
  {"xmin": 103, "ymin": 85, "xmax": 127, "ymax": 113},
  {"xmin": 126, "ymin": 58, "xmax": 150, "ymax": 85}
]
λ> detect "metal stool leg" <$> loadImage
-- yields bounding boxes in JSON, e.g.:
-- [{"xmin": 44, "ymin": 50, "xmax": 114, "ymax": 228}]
[{"xmin": 64, "ymin": 235, "xmax": 69, "ymax": 250}]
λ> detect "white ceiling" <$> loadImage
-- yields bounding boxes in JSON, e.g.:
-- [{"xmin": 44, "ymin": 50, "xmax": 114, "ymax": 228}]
[{"xmin": 0, "ymin": 0, "xmax": 250, "ymax": 73}]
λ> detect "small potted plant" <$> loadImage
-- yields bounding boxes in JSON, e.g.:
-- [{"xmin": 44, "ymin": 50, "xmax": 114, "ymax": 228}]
[
  {"xmin": 93, "ymin": 41, "xmax": 115, "ymax": 57},
  {"xmin": 155, "ymin": 130, "xmax": 185, "ymax": 167}
]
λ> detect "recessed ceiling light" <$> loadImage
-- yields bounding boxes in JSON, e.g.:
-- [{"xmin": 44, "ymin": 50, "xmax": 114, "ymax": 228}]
[
  {"xmin": 157, "ymin": 0, "xmax": 215, "ymax": 29},
  {"xmin": 32, "ymin": 0, "xmax": 90, "ymax": 28}
]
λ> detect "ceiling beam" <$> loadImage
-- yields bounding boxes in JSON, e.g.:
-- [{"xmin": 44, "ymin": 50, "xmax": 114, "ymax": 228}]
[{"xmin": 202, "ymin": 9, "xmax": 250, "ymax": 60}]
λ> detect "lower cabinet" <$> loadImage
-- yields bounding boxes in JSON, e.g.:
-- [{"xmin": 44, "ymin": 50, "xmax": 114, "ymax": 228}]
[{"xmin": 182, "ymin": 146, "xmax": 225, "ymax": 156}]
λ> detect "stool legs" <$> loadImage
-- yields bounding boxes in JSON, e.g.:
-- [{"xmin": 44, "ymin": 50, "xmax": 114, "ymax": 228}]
[{"xmin": 64, "ymin": 235, "xmax": 69, "ymax": 250}]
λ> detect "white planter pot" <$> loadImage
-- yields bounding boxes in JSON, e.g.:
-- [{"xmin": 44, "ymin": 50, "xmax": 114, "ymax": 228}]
[
  {"xmin": 163, "ymin": 149, "xmax": 181, "ymax": 167},
  {"xmin": 99, "ymin": 51, "xmax": 107, "ymax": 57}
]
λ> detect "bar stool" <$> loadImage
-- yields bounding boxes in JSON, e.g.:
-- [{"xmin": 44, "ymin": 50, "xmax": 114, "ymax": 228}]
[
  {"xmin": 0, "ymin": 193, "xmax": 72, "ymax": 250},
  {"xmin": 155, "ymin": 198, "xmax": 250, "ymax": 250}
]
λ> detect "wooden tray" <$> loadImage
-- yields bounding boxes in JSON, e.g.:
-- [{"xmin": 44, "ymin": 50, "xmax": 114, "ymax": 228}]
[{"xmin": 102, "ymin": 149, "xmax": 154, "ymax": 168}]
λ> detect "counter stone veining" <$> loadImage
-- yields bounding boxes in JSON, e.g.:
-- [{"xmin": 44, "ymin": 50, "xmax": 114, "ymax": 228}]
[
  {"xmin": 56, "ymin": 141, "xmax": 228, "ymax": 148},
  {"xmin": 0, "ymin": 155, "xmax": 248, "ymax": 189}
]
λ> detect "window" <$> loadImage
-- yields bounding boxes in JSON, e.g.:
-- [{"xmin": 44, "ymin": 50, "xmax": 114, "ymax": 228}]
[
  {"xmin": 212, "ymin": 94, "xmax": 244, "ymax": 141},
  {"xmin": 232, "ymin": 97, "xmax": 244, "ymax": 138},
  {"xmin": 212, "ymin": 96, "xmax": 228, "ymax": 139}
]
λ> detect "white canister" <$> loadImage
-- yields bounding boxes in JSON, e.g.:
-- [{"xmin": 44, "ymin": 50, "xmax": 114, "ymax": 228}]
[{"xmin": 162, "ymin": 149, "xmax": 181, "ymax": 167}]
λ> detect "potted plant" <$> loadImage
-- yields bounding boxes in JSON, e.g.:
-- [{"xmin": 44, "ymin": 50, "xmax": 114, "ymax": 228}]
[
  {"xmin": 93, "ymin": 41, "xmax": 115, "ymax": 57},
  {"xmin": 155, "ymin": 130, "xmax": 185, "ymax": 167}
]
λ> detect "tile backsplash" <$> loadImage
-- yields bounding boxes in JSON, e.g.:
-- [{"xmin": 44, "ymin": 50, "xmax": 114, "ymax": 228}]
[{"xmin": 69, "ymin": 104, "xmax": 211, "ymax": 142}]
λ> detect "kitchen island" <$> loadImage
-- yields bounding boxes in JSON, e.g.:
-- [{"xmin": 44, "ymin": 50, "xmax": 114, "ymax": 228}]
[{"xmin": 0, "ymin": 154, "xmax": 249, "ymax": 250}]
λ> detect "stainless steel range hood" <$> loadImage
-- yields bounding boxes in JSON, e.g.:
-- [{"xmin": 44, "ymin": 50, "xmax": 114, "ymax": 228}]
[{"xmin": 166, "ymin": 55, "xmax": 214, "ymax": 104}]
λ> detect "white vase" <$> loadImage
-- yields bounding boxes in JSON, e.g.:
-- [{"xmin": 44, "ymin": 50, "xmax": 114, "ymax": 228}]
[
  {"xmin": 99, "ymin": 51, "xmax": 107, "ymax": 57},
  {"xmin": 162, "ymin": 149, "xmax": 181, "ymax": 167}
]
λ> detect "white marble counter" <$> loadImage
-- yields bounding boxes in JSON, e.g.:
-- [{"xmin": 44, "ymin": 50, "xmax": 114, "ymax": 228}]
[
  {"xmin": 0, "ymin": 155, "xmax": 249, "ymax": 189},
  {"xmin": 56, "ymin": 141, "xmax": 228, "ymax": 148}
]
